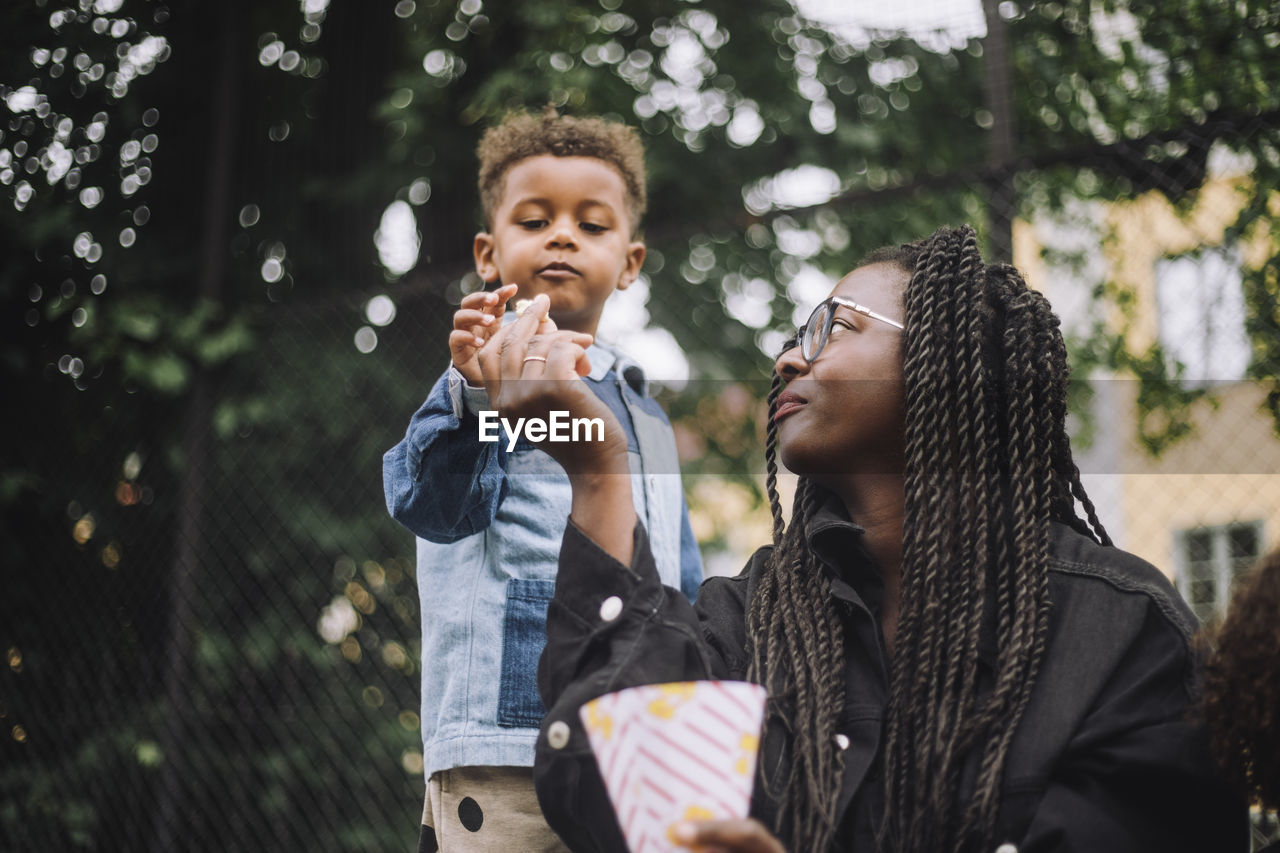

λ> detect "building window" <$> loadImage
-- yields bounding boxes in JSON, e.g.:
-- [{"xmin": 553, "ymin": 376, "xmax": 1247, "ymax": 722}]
[
  {"xmin": 1155, "ymin": 246, "xmax": 1249, "ymax": 384},
  {"xmin": 1175, "ymin": 521, "xmax": 1264, "ymax": 622}
]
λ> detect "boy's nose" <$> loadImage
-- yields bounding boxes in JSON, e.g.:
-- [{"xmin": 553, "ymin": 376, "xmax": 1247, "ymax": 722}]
[{"xmin": 546, "ymin": 218, "xmax": 576, "ymax": 248}]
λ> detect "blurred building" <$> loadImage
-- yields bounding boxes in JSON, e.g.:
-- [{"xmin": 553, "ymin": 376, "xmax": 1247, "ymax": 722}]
[{"xmin": 1021, "ymin": 164, "xmax": 1280, "ymax": 622}]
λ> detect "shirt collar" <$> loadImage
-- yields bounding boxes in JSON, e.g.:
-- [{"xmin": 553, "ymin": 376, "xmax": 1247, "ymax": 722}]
[{"xmin": 585, "ymin": 342, "xmax": 617, "ymax": 381}]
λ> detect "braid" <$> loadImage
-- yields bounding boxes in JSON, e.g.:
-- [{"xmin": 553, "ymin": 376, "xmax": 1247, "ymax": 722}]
[
  {"xmin": 746, "ymin": 391, "xmax": 845, "ymax": 850},
  {"xmin": 747, "ymin": 225, "xmax": 1107, "ymax": 852},
  {"xmin": 763, "ymin": 371, "xmax": 787, "ymax": 544},
  {"xmin": 879, "ymin": 226, "xmax": 1107, "ymax": 853}
]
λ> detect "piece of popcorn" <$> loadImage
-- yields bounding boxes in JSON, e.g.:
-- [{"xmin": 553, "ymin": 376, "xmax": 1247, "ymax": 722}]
[{"xmin": 514, "ymin": 298, "xmax": 533, "ymax": 316}]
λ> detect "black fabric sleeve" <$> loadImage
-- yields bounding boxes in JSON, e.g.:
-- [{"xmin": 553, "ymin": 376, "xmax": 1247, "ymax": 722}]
[
  {"xmin": 534, "ymin": 518, "xmax": 748, "ymax": 852},
  {"xmin": 1015, "ymin": 602, "xmax": 1248, "ymax": 853}
]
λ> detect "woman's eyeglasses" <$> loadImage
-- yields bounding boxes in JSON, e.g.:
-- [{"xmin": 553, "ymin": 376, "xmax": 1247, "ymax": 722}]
[{"xmin": 788, "ymin": 297, "xmax": 904, "ymax": 363}]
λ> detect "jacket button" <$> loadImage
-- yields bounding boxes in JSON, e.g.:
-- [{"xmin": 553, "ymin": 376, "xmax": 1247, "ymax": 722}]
[
  {"xmin": 834, "ymin": 733, "xmax": 850, "ymax": 750},
  {"xmin": 547, "ymin": 720, "xmax": 571, "ymax": 750},
  {"xmin": 994, "ymin": 845, "xmax": 1017, "ymax": 853},
  {"xmin": 599, "ymin": 595, "xmax": 623, "ymax": 622}
]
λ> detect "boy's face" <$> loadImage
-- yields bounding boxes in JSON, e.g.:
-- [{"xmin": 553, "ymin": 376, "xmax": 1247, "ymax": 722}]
[{"xmin": 474, "ymin": 154, "xmax": 645, "ymax": 338}]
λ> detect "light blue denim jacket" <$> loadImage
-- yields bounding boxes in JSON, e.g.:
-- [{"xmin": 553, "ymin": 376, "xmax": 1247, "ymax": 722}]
[{"xmin": 383, "ymin": 342, "xmax": 701, "ymax": 776}]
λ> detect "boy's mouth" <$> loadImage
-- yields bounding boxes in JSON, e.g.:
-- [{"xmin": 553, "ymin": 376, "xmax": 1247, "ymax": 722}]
[{"xmin": 538, "ymin": 261, "xmax": 581, "ymax": 278}]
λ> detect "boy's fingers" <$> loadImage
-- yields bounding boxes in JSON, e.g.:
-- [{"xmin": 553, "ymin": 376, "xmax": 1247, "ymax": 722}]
[
  {"xmin": 458, "ymin": 290, "xmax": 497, "ymax": 311},
  {"xmin": 477, "ymin": 321, "xmax": 512, "ymax": 397},
  {"xmin": 449, "ymin": 328, "xmax": 484, "ymax": 355},
  {"xmin": 459, "ymin": 283, "xmax": 518, "ymax": 316},
  {"xmin": 453, "ymin": 308, "xmax": 497, "ymax": 331},
  {"xmin": 490, "ymin": 283, "xmax": 519, "ymax": 319}
]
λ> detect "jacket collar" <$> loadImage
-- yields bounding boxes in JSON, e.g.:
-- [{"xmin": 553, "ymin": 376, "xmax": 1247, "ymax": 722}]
[
  {"xmin": 805, "ymin": 494, "xmax": 869, "ymax": 576},
  {"xmin": 803, "ymin": 490, "xmax": 998, "ymax": 671}
]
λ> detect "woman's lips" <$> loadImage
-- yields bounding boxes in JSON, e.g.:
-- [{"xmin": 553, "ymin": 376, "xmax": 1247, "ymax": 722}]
[{"xmin": 773, "ymin": 390, "xmax": 807, "ymax": 422}]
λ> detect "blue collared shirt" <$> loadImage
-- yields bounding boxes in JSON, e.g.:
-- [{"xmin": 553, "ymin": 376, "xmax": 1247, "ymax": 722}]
[{"xmin": 383, "ymin": 342, "xmax": 702, "ymax": 775}]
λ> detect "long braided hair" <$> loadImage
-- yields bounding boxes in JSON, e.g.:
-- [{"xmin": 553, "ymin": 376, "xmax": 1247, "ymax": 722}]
[{"xmin": 745, "ymin": 225, "xmax": 1109, "ymax": 852}]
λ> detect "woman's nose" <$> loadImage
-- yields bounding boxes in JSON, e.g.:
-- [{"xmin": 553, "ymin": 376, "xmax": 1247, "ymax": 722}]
[{"xmin": 775, "ymin": 342, "xmax": 809, "ymax": 382}]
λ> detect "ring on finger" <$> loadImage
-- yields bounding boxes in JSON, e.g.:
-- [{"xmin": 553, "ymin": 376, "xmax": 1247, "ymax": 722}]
[{"xmin": 523, "ymin": 355, "xmax": 548, "ymax": 364}]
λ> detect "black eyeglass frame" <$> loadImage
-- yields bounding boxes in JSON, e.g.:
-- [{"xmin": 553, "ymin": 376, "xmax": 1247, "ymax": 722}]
[{"xmin": 796, "ymin": 296, "xmax": 904, "ymax": 363}]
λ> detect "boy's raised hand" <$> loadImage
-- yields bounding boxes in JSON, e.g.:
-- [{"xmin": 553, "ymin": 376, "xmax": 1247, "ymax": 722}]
[
  {"xmin": 477, "ymin": 294, "xmax": 626, "ymax": 475},
  {"xmin": 450, "ymin": 283, "xmax": 519, "ymax": 386}
]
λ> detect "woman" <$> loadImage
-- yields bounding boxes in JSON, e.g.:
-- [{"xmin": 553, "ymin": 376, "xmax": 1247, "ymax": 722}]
[
  {"xmin": 479, "ymin": 226, "xmax": 1245, "ymax": 852},
  {"xmin": 1203, "ymin": 548, "xmax": 1280, "ymax": 852}
]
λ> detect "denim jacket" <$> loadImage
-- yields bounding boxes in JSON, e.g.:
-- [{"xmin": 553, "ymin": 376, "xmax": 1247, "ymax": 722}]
[
  {"xmin": 383, "ymin": 342, "xmax": 701, "ymax": 776},
  {"xmin": 534, "ymin": 500, "xmax": 1247, "ymax": 852}
]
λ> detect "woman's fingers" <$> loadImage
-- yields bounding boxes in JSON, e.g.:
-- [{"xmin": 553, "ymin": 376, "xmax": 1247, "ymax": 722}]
[
  {"xmin": 670, "ymin": 819, "xmax": 786, "ymax": 853},
  {"xmin": 497, "ymin": 293, "xmax": 552, "ymax": 379}
]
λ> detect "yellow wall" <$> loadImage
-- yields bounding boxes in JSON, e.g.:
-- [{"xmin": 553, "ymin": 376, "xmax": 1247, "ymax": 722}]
[{"xmin": 1016, "ymin": 177, "xmax": 1280, "ymax": 584}]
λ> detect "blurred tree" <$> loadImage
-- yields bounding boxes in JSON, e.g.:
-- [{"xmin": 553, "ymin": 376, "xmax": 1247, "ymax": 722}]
[
  {"xmin": 2, "ymin": 0, "xmax": 1277, "ymax": 849},
  {"xmin": 1, "ymin": 1, "xmax": 427, "ymax": 849}
]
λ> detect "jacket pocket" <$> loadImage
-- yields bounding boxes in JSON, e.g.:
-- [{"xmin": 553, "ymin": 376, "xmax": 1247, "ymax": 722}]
[{"xmin": 497, "ymin": 578, "xmax": 555, "ymax": 728}]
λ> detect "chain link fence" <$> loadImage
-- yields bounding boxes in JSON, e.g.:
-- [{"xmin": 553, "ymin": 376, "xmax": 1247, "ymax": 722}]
[{"xmin": 6, "ymin": 49, "xmax": 1280, "ymax": 853}]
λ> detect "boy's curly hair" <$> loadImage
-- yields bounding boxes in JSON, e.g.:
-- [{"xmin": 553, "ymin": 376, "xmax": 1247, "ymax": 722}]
[
  {"xmin": 1202, "ymin": 547, "xmax": 1280, "ymax": 809},
  {"xmin": 476, "ymin": 108, "xmax": 647, "ymax": 234}
]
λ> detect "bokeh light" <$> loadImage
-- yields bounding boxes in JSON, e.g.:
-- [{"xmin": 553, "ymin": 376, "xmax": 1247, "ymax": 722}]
[
  {"xmin": 365, "ymin": 295, "xmax": 396, "ymax": 327},
  {"xmin": 353, "ymin": 326, "xmax": 377, "ymax": 354},
  {"xmin": 373, "ymin": 200, "xmax": 419, "ymax": 277}
]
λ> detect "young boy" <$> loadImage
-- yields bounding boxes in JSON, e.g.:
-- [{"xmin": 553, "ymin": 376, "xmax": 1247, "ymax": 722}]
[{"xmin": 383, "ymin": 110, "xmax": 703, "ymax": 852}]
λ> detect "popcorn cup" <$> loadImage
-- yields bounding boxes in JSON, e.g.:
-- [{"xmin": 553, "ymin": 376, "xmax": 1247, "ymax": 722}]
[{"xmin": 578, "ymin": 680, "xmax": 767, "ymax": 853}]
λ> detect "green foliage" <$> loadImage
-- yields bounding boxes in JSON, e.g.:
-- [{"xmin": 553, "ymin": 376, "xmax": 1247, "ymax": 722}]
[{"xmin": 3, "ymin": 0, "xmax": 1279, "ymax": 848}]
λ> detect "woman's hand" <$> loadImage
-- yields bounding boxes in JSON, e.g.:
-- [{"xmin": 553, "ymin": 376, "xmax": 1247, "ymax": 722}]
[
  {"xmin": 476, "ymin": 293, "xmax": 637, "ymax": 561},
  {"xmin": 670, "ymin": 819, "xmax": 787, "ymax": 853},
  {"xmin": 476, "ymin": 293, "xmax": 627, "ymax": 475}
]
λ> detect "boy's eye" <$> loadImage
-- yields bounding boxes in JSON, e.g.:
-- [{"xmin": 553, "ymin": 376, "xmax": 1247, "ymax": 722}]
[
  {"xmin": 580, "ymin": 222, "xmax": 608, "ymax": 234},
  {"xmin": 518, "ymin": 219, "xmax": 547, "ymax": 230}
]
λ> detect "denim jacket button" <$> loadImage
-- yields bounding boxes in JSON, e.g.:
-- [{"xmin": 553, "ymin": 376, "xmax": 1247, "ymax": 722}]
[
  {"xmin": 599, "ymin": 595, "xmax": 623, "ymax": 622},
  {"xmin": 834, "ymin": 733, "xmax": 850, "ymax": 750},
  {"xmin": 547, "ymin": 720, "xmax": 571, "ymax": 750}
]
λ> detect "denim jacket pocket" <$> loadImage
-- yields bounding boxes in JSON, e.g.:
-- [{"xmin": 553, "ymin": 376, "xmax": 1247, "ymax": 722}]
[{"xmin": 497, "ymin": 578, "xmax": 556, "ymax": 728}]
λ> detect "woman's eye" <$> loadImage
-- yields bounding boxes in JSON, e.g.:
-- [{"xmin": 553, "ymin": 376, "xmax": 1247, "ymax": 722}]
[{"xmin": 830, "ymin": 319, "xmax": 855, "ymax": 335}]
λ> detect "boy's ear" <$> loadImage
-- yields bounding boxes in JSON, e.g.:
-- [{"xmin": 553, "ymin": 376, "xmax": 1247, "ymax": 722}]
[
  {"xmin": 616, "ymin": 240, "xmax": 646, "ymax": 291},
  {"xmin": 473, "ymin": 232, "xmax": 499, "ymax": 282}
]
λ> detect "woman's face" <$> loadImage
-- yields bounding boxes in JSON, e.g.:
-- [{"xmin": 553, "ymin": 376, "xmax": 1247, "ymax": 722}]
[{"xmin": 773, "ymin": 261, "xmax": 909, "ymax": 480}]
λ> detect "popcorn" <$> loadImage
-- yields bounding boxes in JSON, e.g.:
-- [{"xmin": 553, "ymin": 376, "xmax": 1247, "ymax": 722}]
[{"xmin": 514, "ymin": 298, "xmax": 533, "ymax": 316}]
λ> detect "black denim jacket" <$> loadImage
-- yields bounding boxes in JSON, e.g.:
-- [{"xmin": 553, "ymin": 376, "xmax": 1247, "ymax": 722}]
[{"xmin": 534, "ymin": 505, "xmax": 1247, "ymax": 852}]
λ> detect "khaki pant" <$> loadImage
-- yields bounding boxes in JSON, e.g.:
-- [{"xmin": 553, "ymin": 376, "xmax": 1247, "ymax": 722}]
[{"xmin": 419, "ymin": 765, "xmax": 571, "ymax": 853}]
